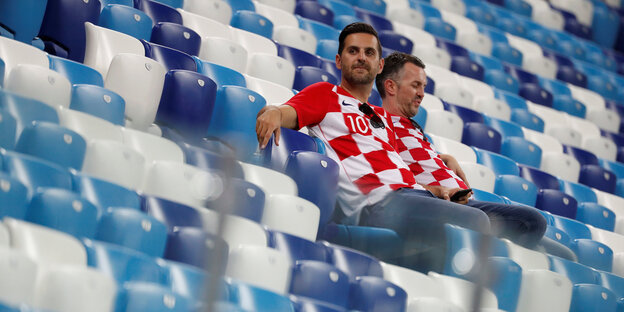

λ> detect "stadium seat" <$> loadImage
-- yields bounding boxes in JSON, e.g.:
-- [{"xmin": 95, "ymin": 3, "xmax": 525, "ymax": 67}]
[
  {"xmin": 199, "ymin": 37, "xmax": 248, "ymax": 73},
  {"xmin": 515, "ymin": 270, "xmax": 572, "ymax": 312},
  {"xmin": 224, "ymin": 0, "xmax": 255, "ymax": 12},
  {"xmin": 183, "ymin": 0, "xmax": 233, "ymax": 24},
  {"xmin": 444, "ymin": 103, "xmax": 483, "ymax": 124},
  {"xmin": 0, "ymin": 172, "xmax": 28, "ymax": 220},
  {"xmin": 293, "ymin": 66, "xmax": 337, "ymax": 91},
  {"xmin": 559, "ymin": 179, "xmax": 597, "ymax": 203},
  {"xmin": 267, "ymin": 230, "xmax": 327, "ymax": 263},
  {"xmin": 296, "ymin": 1, "xmax": 335, "ymax": 26},
  {"xmin": 460, "ymin": 162, "xmax": 495, "ymax": 192},
  {"xmin": 500, "ymin": 137, "xmax": 542, "ymax": 168},
  {"xmin": 0, "ymin": 108, "xmax": 16, "ymax": 150},
  {"xmin": 549, "ymin": 255, "xmax": 598, "ymax": 284},
  {"xmin": 95, "ymin": 208, "xmax": 168, "ymax": 257},
  {"xmin": 278, "ymin": 44, "xmax": 322, "ymax": 68},
  {"xmin": 142, "ymin": 41, "xmax": 198, "ymax": 72},
  {"xmin": 0, "ymin": 37, "xmax": 48, "ymax": 86},
  {"xmin": 424, "ymin": 110, "xmax": 464, "ymax": 142},
  {"xmin": 48, "ymin": 55, "xmax": 103, "ymax": 87},
  {"xmin": 240, "ymin": 161, "xmax": 298, "ymax": 196},
  {"xmin": 483, "ymin": 116, "xmax": 523, "ymax": 139},
  {"xmin": 156, "ymin": 70, "xmax": 218, "ymax": 139},
  {"xmin": 165, "ymin": 260, "xmax": 227, "ymax": 302},
  {"xmin": 5, "ymin": 64, "xmax": 71, "ymax": 110},
  {"xmin": 349, "ymin": 276, "xmax": 407, "ymax": 312},
  {"xmin": 69, "ymin": 84, "xmax": 126, "ymax": 126},
  {"xmin": 485, "ymin": 256, "xmax": 522, "ymax": 312},
  {"xmin": 2, "ymin": 151, "xmax": 73, "ymax": 194},
  {"xmin": 115, "ymin": 282, "xmax": 194, "ymax": 312},
  {"xmin": 195, "ymin": 59, "xmax": 247, "ymax": 88},
  {"xmin": 428, "ymin": 271, "xmax": 498, "ymax": 310},
  {"xmin": 579, "ymin": 165, "xmax": 617, "ymax": 194},
  {"xmin": 541, "ymin": 152, "xmax": 581, "ymax": 183},
  {"xmin": 462, "ymin": 123, "xmax": 501, "ymax": 153},
  {"xmin": 473, "ymin": 147, "xmax": 519, "ymax": 176},
  {"xmin": 141, "ymin": 194, "xmax": 206, "ymax": 229},
  {"xmin": 510, "ymin": 109, "xmax": 544, "ymax": 132},
  {"xmin": 0, "ymin": 247, "xmax": 38, "ymax": 307},
  {"xmin": 569, "ymin": 284, "xmax": 618, "ymax": 312},
  {"xmin": 227, "ymin": 279, "xmax": 295, "ymax": 311},
  {"xmin": 289, "ymin": 260, "xmax": 350, "ymax": 308},
  {"xmin": 494, "ymin": 175, "xmax": 538, "ymax": 206},
  {"xmin": 135, "ymin": 0, "xmax": 183, "ymax": 24},
  {"xmin": 255, "ymin": 1, "xmax": 298, "ymax": 28},
  {"xmin": 323, "ymin": 242, "xmax": 384, "ymax": 282},
  {"xmin": 58, "ymin": 107, "xmax": 123, "ymax": 143},
  {"xmin": 354, "ymin": 6, "xmax": 393, "ymax": 31},
  {"xmin": 231, "ymin": 10, "xmax": 273, "ymax": 39},
  {"xmin": 571, "ymin": 238, "xmax": 613, "ymax": 272},
  {"xmin": 429, "ymin": 134, "xmax": 477, "ymax": 163},
  {"xmin": 73, "ymin": 172, "xmax": 140, "ymax": 211},
  {"xmin": 552, "ymin": 215, "xmax": 592, "ymax": 240},
  {"xmin": 536, "ymin": 189, "xmax": 578, "ymax": 219},
  {"xmin": 471, "ymin": 189, "xmax": 508, "ymax": 203},
  {"xmin": 82, "ymin": 139, "xmax": 145, "ymax": 189},
  {"xmin": 83, "ymin": 22, "xmax": 145, "ymax": 78},
  {"xmin": 226, "ymin": 245, "xmax": 291, "ymax": 294},
  {"xmin": 274, "ymin": 26, "xmax": 318, "ymax": 55},
  {"xmin": 518, "ymin": 165, "xmax": 560, "ymax": 190},
  {"xmin": 150, "ymin": 22, "xmax": 201, "ymax": 56},
  {"xmin": 298, "ymin": 17, "xmax": 341, "ymax": 41},
  {"xmin": 245, "ymin": 53, "xmax": 295, "ymax": 88},
  {"xmin": 99, "ymin": 4, "xmax": 153, "ymax": 41},
  {"xmin": 163, "ymin": 226, "xmax": 228, "ymax": 270},
  {"xmin": 104, "ymin": 53, "xmax": 167, "ymax": 131},
  {"xmin": 15, "ymin": 122, "xmax": 86, "ymax": 170},
  {"xmin": 179, "ymin": 143, "xmax": 244, "ymax": 177},
  {"xmin": 262, "ymin": 194, "xmax": 321, "ymax": 241},
  {"xmin": 121, "ymin": 127, "xmax": 184, "ymax": 164},
  {"xmin": 379, "ymin": 30, "xmax": 413, "ymax": 54},
  {"xmin": 0, "ymin": 0, "xmax": 47, "ymax": 44},
  {"xmin": 177, "ymin": 8, "xmax": 231, "ymax": 39}
]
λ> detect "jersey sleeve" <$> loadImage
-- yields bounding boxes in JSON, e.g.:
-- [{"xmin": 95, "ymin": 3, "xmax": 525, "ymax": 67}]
[{"xmin": 284, "ymin": 82, "xmax": 336, "ymax": 129}]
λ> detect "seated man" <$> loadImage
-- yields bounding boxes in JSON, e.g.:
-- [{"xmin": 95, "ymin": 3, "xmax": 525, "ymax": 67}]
[
  {"xmin": 256, "ymin": 22, "xmax": 545, "ymax": 271},
  {"xmin": 375, "ymin": 51, "xmax": 546, "ymax": 249}
]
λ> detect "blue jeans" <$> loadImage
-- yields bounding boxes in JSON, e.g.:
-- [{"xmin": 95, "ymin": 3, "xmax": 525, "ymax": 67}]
[{"xmin": 359, "ymin": 189, "xmax": 547, "ymax": 270}]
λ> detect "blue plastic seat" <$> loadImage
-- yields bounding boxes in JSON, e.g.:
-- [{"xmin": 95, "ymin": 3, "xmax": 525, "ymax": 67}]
[
  {"xmin": 0, "ymin": 172, "xmax": 29, "ymax": 220},
  {"xmin": 355, "ymin": 0, "xmax": 387, "ymax": 15},
  {"xmin": 591, "ymin": 1, "xmax": 619, "ymax": 48},
  {"xmin": 26, "ymin": 188, "xmax": 99, "ymax": 238},
  {"xmin": 285, "ymin": 151, "xmax": 339, "ymax": 230},
  {"xmin": 230, "ymin": 10, "xmax": 273, "ymax": 39},
  {"xmin": 228, "ymin": 279, "xmax": 295, "ymax": 311},
  {"xmin": 142, "ymin": 41, "xmax": 197, "ymax": 72},
  {"xmin": 552, "ymin": 215, "xmax": 592, "ymax": 240},
  {"xmin": 556, "ymin": 65, "xmax": 588, "ymax": 88},
  {"xmin": 278, "ymin": 45, "xmax": 322, "ymax": 68},
  {"xmin": 95, "ymin": 208, "xmax": 168, "ymax": 257},
  {"xmin": 484, "ymin": 69, "xmax": 519, "ymax": 94},
  {"xmin": 0, "ymin": 0, "xmax": 48, "ymax": 44},
  {"xmin": 163, "ymin": 226, "xmax": 228, "ymax": 271},
  {"xmin": 164, "ymin": 260, "xmax": 228, "ymax": 302},
  {"xmin": 471, "ymin": 189, "xmax": 508, "ymax": 203},
  {"xmin": 179, "ymin": 143, "xmax": 244, "ymax": 178},
  {"xmin": 298, "ymin": 17, "xmax": 341, "ymax": 41},
  {"xmin": 571, "ymin": 239, "xmax": 613, "ymax": 272},
  {"xmin": 211, "ymin": 178, "xmax": 265, "ymax": 221},
  {"xmin": 84, "ymin": 239, "xmax": 166, "ymax": 285},
  {"xmin": 598, "ymin": 271, "xmax": 624, "ymax": 299},
  {"xmin": 291, "ymin": 297, "xmax": 347, "ymax": 312},
  {"xmin": 410, "ymin": 1, "xmax": 441, "ymax": 18},
  {"xmin": 579, "ymin": 165, "xmax": 617, "ymax": 194},
  {"xmin": 99, "ymin": 4, "xmax": 153, "ymax": 41},
  {"xmin": 504, "ymin": 0, "xmax": 532, "ymax": 17},
  {"xmin": 38, "ymin": 0, "xmax": 100, "ymax": 60},
  {"xmin": 141, "ymin": 195, "xmax": 205, "ymax": 229},
  {"xmin": 424, "ymin": 17, "xmax": 456, "ymax": 41},
  {"xmin": 600, "ymin": 158, "xmax": 624, "ymax": 182},
  {"xmin": 577, "ymin": 203, "xmax": 615, "ymax": 232},
  {"xmin": 354, "ymin": 7, "xmax": 393, "ymax": 31},
  {"xmin": 206, "ymin": 86, "xmax": 266, "ymax": 160},
  {"xmin": 262, "ymin": 127, "xmax": 321, "ymax": 172},
  {"xmin": 116, "ymin": 282, "xmax": 195, "ymax": 312},
  {"xmin": 48, "ymin": 55, "xmax": 104, "ymax": 86},
  {"xmin": 15, "ymin": 122, "xmax": 86, "ymax": 170},
  {"xmin": 552, "ymin": 94, "xmax": 586, "ymax": 118},
  {"xmin": 413, "ymin": 107, "xmax": 427, "ymax": 130},
  {"xmin": 544, "ymin": 225, "xmax": 571, "ymax": 247},
  {"xmin": 318, "ymin": 0, "xmax": 355, "ymax": 17},
  {"xmin": 268, "ymin": 230, "xmax": 328, "ymax": 264},
  {"xmin": 451, "ymin": 56, "xmax": 485, "ymax": 81},
  {"xmin": 518, "ymin": 165, "xmax": 560, "ymax": 190},
  {"xmin": 494, "ymin": 175, "xmax": 538, "ymax": 206},
  {"xmin": 562, "ymin": 145, "xmax": 599, "ymax": 166},
  {"xmin": 519, "ymin": 83, "xmax": 554, "ymax": 107},
  {"xmin": 224, "ymin": 0, "xmax": 255, "ymax": 12},
  {"xmin": 316, "ymin": 39, "xmax": 339, "ymax": 60},
  {"xmin": 549, "ymin": 255, "xmax": 598, "ymax": 284},
  {"xmin": 134, "ymin": 0, "xmax": 182, "ymax": 24},
  {"xmin": 0, "ymin": 107, "xmax": 16, "ymax": 150},
  {"xmin": 570, "ymin": 284, "xmax": 618, "ymax": 312},
  {"xmin": 156, "ymin": 70, "xmax": 218, "ymax": 139},
  {"xmin": 70, "ymin": 84, "xmax": 126, "ymax": 126},
  {"xmin": 73, "ymin": 172, "xmax": 141, "ymax": 211},
  {"xmin": 473, "ymin": 147, "xmax": 519, "ymax": 176},
  {"xmin": 320, "ymin": 58, "xmax": 341, "ymax": 83},
  {"xmin": 333, "ymin": 14, "xmax": 363, "ymax": 31},
  {"xmin": 2, "ymin": 151, "xmax": 73, "ymax": 194},
  {"xmin": 495, "ymin": 90, "xmax": 528, "ymax": 110},
  {"xmin": 483, "ymin": 116, "xmax": 523, "ymax": 139},
  {"xmin": 101, "ymin": 0, "xmax": 134, "ymax": 6},
  {"xmin": 195, "ymin": 59, "xmax": 246, "ymax": 88},
  {"xmin": 378, "ymin": 30, "xmax": 413, "ymax": 54},
  {"xmin": 559, "ymin": 179, "xmax": 598, "ymax": 203},
  {"xmin": 293, "ymin": 66, "xmax": 338, "ymax": 91},
  {"xmin": 535, "ymin": 189, "xmax": 578, "ymax": 219},
  {"xmin": 348, "ymin": 276, "xmax": 407, "ymax": 312},
  {"xmin": 461, "ymin": 122, "xmax": 502, "ymax": 153},
  {"xmin": 444, "ymin": 103, "xmax": 484, "ymax": 124},
  {"xmin": 296, "ymin": 1, "xmax": 335, "ymax": 26},
  {"xmin": 151, "ymin": 22, "xmax": 200, "ymax": 56},
  {"xmin": 486, "ymin": 257, "xmax": 522, "ymax": 312},
  {"xmin": 0, "ymin": 86, "xmax": 59, "ymax": 137},
  {"xmin": 289, "ymin": 260, "xmax": 350, "ymax": 308},
  {"xmin": 509, "ymin": 109, "xmax": 543, "ymax": 132},
  {"xmin": 324, "ymin": 242, "xmax": 384, "ymax": 282}
]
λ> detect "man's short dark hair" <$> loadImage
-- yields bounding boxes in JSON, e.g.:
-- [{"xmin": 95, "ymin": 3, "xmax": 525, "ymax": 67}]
[
  {"xmin": 375, "ymin": 52, "xmax": 426, "ymax": 98},
  {"xmin": 338, "ymin": 22, "xmax": 382, "ymax": 58}
]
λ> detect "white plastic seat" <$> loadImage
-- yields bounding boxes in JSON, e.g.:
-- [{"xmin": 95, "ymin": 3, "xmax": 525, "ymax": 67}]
[
  {"xmin": 428, "ymin": 133, "xmax": 477, "ymax": 163},
  {"xmin": 523, "ymin": 56, "xmax": 558, "ymax": 80},
  {"xmin": 121, "ymin": 127, "xmax": 184, "ymax": 164},
  {"xmin": 550, "ymin": 0, "xmax": 594, "ymax": 26},
  {"xmin": 82, "ymin": 139, "xmax": 146, "ymax": 190},
  {"xmin": 273, "ymin": 26, "xmax": 317, "ymax": 55},
  {"xmin": 428, "ymin": 272, "xmax": 499, "ymax": 310},
  {"xmin": 522, "ymin": 128, "xmax": 563, "ymax": 155},
  {"xmin": 177, "ymin": 8, "xmax": 233, "ymax": 39},
  {"xmin": 4, "ymin": 218, "xmax": 87, "ymax": 267},
  {"xmin": 0, "ymin": 247, "xmax": 38, "ymax": 306},
  {"xmin": 232, "ymin": 27, "xmax": 278, "ymax": 56},
  {"xmin": 34, "ymin": 266, "xmax": 117, "ymax": 312},
  {"xmin": 225, "ymin": 245, "xmax": 291, "ymax": 294},
  {"xmin": 182, "ymin": 0, "xmax": 232, "ymax": 25},
  {"xmin": 589, "ymin": 214, "xmax": 624, "ymax": 249},
  {"xmin": 255, "ymin": 0, "xmax": 296, "ymax": 13},
  {"xmin": 592, "ymin": 189, "xmax": 624, "ymax": 235},
  {"xmin": 412, "ymin": 45, "xmax": 452, "ymax": 69},
  {"xmin": 255, "ymin": 2, "xmax": 299, "ymax": 28},
  {"xmin": 0, "ymin": 222, "xmax": 8, "ymax": 247},
  {"xmin": 547, "ymin": 126, "xmax": 583, "ymax": 148},
  {"xmin": 199, "ymin": 37, "xmax": 248, "ymax": 73},
  {"xmin": 245, "ymin": 53, "xmax": 295, "ymax": 89},
  {"xmin": 58, "ymin": 107, "xmax": 124, "ymax": 143},
  {"xmin": 440, "ymin": 11, "xmax": 476, "ymax": 36},
  {"xmin": 459, "ymin": 162, "xmax": 495, "ymax": 192},
  {"xmin": 474, "ymin": 98, "xmax": 510, "ymax": 121},
  {"xmin": 503, "ymin": 239, "xmax": 549, "ymax": 270},
  {"xmin": 0, "ymin": 36, "xmax": 49, "ymax": 85},
  {"xmin": 83, "ymin": 22, "xmax": 145, "ymax": 78},
  {"xmin": 515, "ymin": 270, "xmax": 572, "ymax": 312},
  {"xmin": 239, "ymin": 161, "xmax": 298, "ymax": 196},
  {"xmin": 141, "ymin": 160, "xmax": 223, "ymax": 208},
  {"xmin": 5, "ymin": 64, "xmax": 72, "ymax": 110},
  {"xmin": 407, "ymin": 297, "xmax": 464, "ymax": 312},
  {"xmin": 528, "ymin": 102, "xmax": 568, "ymax": 131},
  {"xmin": 540, "ymin": 152, "xmax": 580, "ymax": 183},
  {"xmin": 388, "ymin": 9, "xmax": 425, "ymax": 29},
  {"xmin": 392, "ymin": 22, "xmax": 436, "ymax": 47},
  {"xmin": 583, "ymin": 136, "xmax": 617, "ymax": 161},
  {"xmin": 261, "ymin": 194, "xmax": 320, "ymax": 241},
  {"xmin": 382, "ymin": 262, "xmax": 444, "ymax": 301},
  {"xmin": 567, "ymin": 83, "xmax": 605, "ymax": 111},
  {"xmin": 244, "ymin": 74, "xmax": 295, "ymax": 105},
  {"xmin": 566, "ymin": 114, "xmax": 601, "ymax": 139},
  {"xmin": 104, "ymin": 53, "xmax": 167, "ymax": 131},
  {"xmin": 421, "ymin": 93, "xmax": 445, "ymax": 111},
  {"xmin": 197, "ymin": 207, "xmax": 269, "ymax": 249},
  {"xmin": 530, "ymin": 4, "xmax": 565, "ymax": 30},
  {"xmin": 587, "ymin": 109, "xmax": 621, "ymax": 133},
  {"xmin": 456, "ymin": 31, "xmax": 492, "ymax": 56},
  {"xmin": 424, "ymin": 111, "xmax": 464, "ymax": 143}
]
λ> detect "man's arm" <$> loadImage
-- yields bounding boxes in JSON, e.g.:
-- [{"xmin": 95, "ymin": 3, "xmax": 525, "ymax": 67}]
[
  {"xmin": 256, "ymin": 105, "xmax": 299, "ymax": 149},
  {"xmin": 439, "ymin": 154, "xmax": 470, "ymax": 187}
]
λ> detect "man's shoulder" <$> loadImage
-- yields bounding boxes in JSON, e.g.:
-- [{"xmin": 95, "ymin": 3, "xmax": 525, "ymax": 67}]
[{"xmin": 301, "ymin": 81, "xmax": 337, "ymax": 93}]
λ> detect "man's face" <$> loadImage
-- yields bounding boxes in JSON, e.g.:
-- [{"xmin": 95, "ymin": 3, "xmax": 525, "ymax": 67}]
[
  {"xmin": 336, "ymin": 33, "xmax": 383, "ymax": 86},
  {"xmin": 395, "ymin": 62, "xmax": 427, "ymax": 118}
]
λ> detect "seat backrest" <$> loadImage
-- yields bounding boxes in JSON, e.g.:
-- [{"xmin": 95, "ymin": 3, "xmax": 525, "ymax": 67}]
[
  {"xmin": 240, "ymin": 161, "xmax": 298, "ymax": 196},
  {"xmin": 99, "ymin": 4, "xmax": 153, "ymax": 41},
  {"xmin": 150, "ymin": 22, "xmax": 201, "ymax": 56},
  {"xmin": 290, "ymin": 260, "xmax": 350, "ymax": 308},
  {"xmin": 541, "ymin": 151, "xmax": 580, "ymax": 183},
  {"xmin": 324, "ymin": 242, "xmax": 384, "ymax": 282},
  {"xmin": 349, "ymin": 276, "xmax": 407, "ymax": 312},
  {"xmin": 263, "ymin": 194, "xmax": 321, "ymax": 242},
  {"xmin": 461, "ymin": 122, "xmax": 502, "ymax": 153},
  {"xmin": 5, "ymin": 64, "xmax": 72, "ymax": 110},
  {"xmin": 230, "ymin": 10, "xmax": 274, "ymax": 39},
  {"xmin": 225, "ymin": 245, "xmax": 291, "ymax": 294},
  {"xmin": 2, "ymin": 151, "xmax": 73, "ymax": 195},
  {"xmin": 69, "ymin": 84, "xmax": 126, "ymax": 126},
  {"xmin": 196, "ymin": 59, "xmax": 246, "ymax": 88},
  {"xmin": 494, "ymin": 175, "xmax": 538, "ymax": 207},
  {"xmin": 73, "ymin": 172, "xmax": 141, "ymax": 211},
  {"xmin": 424, "ymin": 110, "xmax": 464, "ymax": 142},
  {"xmin": 83, "ymin": 22, "xmax": 145, "ymax": 78},
  {"xmin": 473, "ymin": 147, "xmax": 519, "ymax": 176},
  {"xmin": 15, "ymin": 122, "xmax": 86, "ymax": 170},
  {"xmin": 163, "ymin": 226, "xmax": 229, "ymax": 271},
  {"xmin": 459, "ymin": 162, "xmax": 495, "ymax": 192},
  {"xmin": 245, "ymin": 53, "xmax": 295, "ymax": 89},
  {"xmin": 49, "ymin": 55, "xmax": 104, "ymax": 86},
  {"xmin": 95, "ymin": 208, "xmax": 168, "ymax": 257},
  {"xmin": 177, "ymin": 8, "xmax": 232, "ymax": 39},
  {"xmin": 82, "ymin": 139, "xmax": 145, "ymax": 189},
  {"xmin": 58, "ymin": 107, "xmax": 123, "ymax": 143},
  {"xmin": 518, "ymin": 164, "xmax": 560, "ymax": 190},
  {"xmin": 0, "ymin": 172, "xmax": 29, "ymax": 220},
  {"xmin": 199, "ymin": 37, "xmax": 248, "ymax": 73},
  {"xmin": 227, "ymin": 278, "xmax": 295, "ymax": 311},
  {"xmin": 428, "ymin": 271, "xmax": 498, "ymax": 310},
  {"xmin": 183, "ymin": 0, "xmax": 232, "ymax": 24},
  {"xmin": 0, "ymin": 246, "xmax": 38, "ymax": 307},
  {"xmin": 515, "ymin": 269, "xmax": 572, "ymax": 312},
  {"xmin": 142, "ymin": 41, "xmax": 198, "ymax": 72},
  {"xmin": 121, "ymin": 127, "xmax": 184, "ymax": 164},
  {"xmin": 273, "ymin": 26, "xmax": 317, "ymax": 55},
  {"xmin": 244, "ymin": 75, "xmax": 294, "ymax": 105},
  {"xmin": 428, "ymin": 133, "xmax": 476, "ymax": 163}
]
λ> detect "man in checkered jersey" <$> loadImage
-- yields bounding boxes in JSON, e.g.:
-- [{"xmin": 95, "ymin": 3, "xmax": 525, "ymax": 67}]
[{"xmin": 256, "ymin": 23, "xmax": 545, "ymax": 268}]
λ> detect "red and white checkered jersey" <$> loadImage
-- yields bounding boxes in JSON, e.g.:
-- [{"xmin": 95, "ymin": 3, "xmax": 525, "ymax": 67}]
[
  {"xmin": 284, "ymin": 82, "xmax": 424, "ymax": 221},
  {"xmin": 390, "ymin": 114, "xmax": 468, "ymax": 189}
]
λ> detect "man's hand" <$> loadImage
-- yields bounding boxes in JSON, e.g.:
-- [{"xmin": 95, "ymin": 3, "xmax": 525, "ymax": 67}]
[
  {"xmin": 422, "ymin": 185, "xmax": 472, "ymax": 204},
  {"xmin": 440, "ymin": 154, "xmax": 470, "ymax": 188},
  {"xmin": 256, "ymin": 106, "xmax": 283, "ymax": 149}
]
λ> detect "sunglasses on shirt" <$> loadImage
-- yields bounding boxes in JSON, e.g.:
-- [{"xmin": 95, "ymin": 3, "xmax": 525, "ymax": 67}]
[{"xmin": 359, "ymin": 103, "xmax": 385, "ymax": 129}]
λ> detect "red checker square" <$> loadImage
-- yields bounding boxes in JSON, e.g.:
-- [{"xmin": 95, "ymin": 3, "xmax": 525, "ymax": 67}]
[
  {"xmin": 363, "ymin": 150, "xmax": 398, "ymax": 173},
  {"xmin": 354, "ymin": 173, "xmax": 384, "ymax": 195}
]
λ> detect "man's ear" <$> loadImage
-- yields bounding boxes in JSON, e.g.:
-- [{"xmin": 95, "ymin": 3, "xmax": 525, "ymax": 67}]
[
  {"xmin": 335, "ymin": 54, "xmax": 342, "ymax": 70},
  {"xmin": 377, "ymin": 57, "xmax": 384, "ymax": 74},
  {"xmin": 384, "ymin": 78, "xmax": 397, "ymax": 96}
]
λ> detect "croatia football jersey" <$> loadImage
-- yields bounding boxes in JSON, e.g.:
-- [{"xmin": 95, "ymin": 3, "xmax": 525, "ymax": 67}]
[
  {"xmin": 284, "ymin": 82, "xmax": 424, "ymax": 221},
  {"xmin": 390, "ymin": 113, "xmax": 469, "ymax": 189}
]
